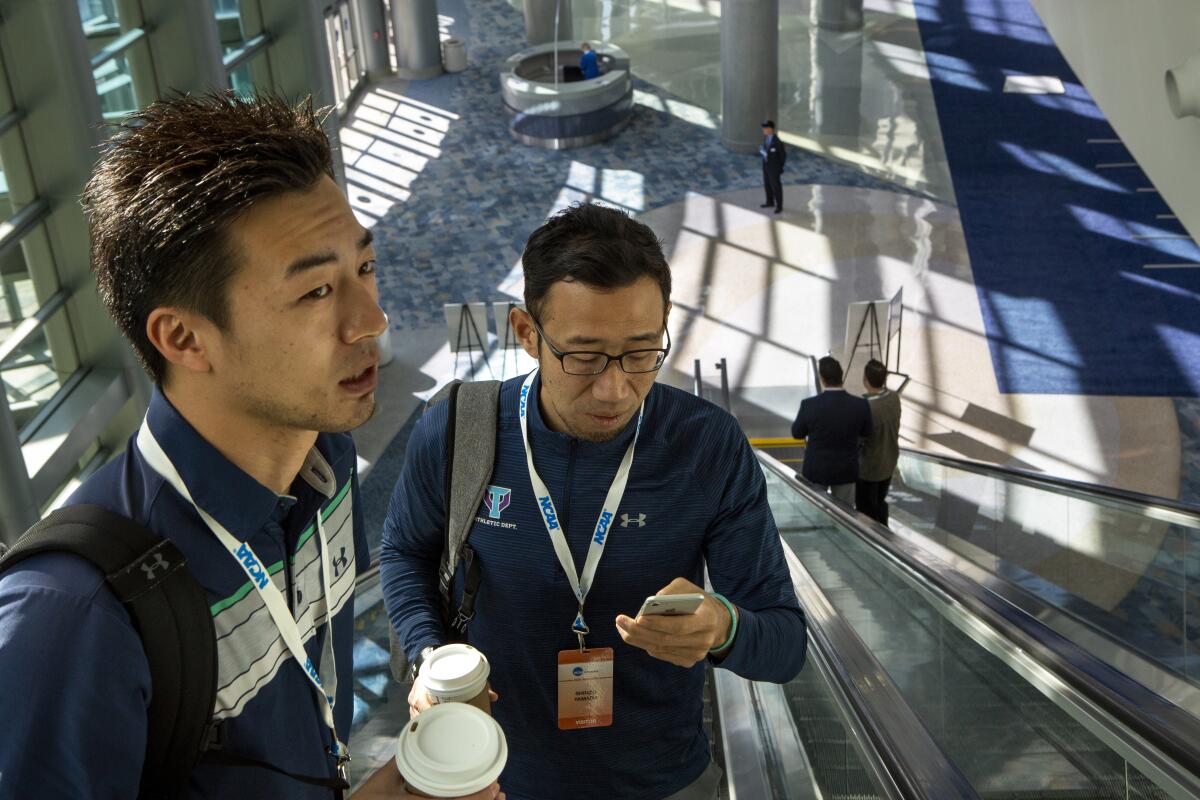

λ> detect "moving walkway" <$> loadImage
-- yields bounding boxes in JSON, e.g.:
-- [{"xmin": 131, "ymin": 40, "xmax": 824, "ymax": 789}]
[{"xmin": 714, "ymin": 450, "xmax": 1200, "ymax": 798}]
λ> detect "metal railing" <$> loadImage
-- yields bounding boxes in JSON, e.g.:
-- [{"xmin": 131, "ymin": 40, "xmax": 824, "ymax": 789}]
[
  {"xmin": 89, "ymin": 27, "xmax": 150, "ymax": 72},
  {"xmin": 899, "ymin": 445, "xmax": 1200, "ymax": 522},
  {"xmin": 758, "ymin": 450, "xmax": 1200, "ymax": 799},
  {"xmin": 223, "ymin": 32, "xmax": 271, "ymax": 74},
  {"xmin": 692, "ymin": 357, "xmax": 732, "ymax": 414}
]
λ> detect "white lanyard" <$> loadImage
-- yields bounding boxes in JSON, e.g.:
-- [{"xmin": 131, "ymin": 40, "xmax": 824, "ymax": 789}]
[
  {"xmin": 136, "ymin": 420, "xmax": 348, "ymax": 760},
  {"xmin": 518, "ymin": 369, "xmax": 643, "ymax": 648}
]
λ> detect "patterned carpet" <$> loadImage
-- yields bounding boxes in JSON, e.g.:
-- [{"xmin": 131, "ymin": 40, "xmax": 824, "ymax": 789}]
[{"xmin": 352, "ymin": 0, "xmax": 913, "ymax": 333}]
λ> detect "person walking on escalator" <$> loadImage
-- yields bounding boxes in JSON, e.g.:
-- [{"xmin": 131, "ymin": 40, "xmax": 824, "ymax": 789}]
[
  {"xmin": 382, "ymin": 202, "xmax": 807, "ymax": 800},
  {"xmin": 856, "ymin": 359, "xmax": 901, "ymax": 526},
  {"xmin": 791, "ymin": 356, "xmax": 872, "ymax": 505}
]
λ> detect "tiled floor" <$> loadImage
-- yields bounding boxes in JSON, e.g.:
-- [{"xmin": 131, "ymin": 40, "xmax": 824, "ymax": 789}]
[{"xmin": 561, "ymin": 0, "xmax": 956, "ymax": 200}]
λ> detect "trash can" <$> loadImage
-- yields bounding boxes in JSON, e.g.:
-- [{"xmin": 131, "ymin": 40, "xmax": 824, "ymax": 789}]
[{"xmin": 442, "ymin": 38, "xmax": 467, "ymax": 73}]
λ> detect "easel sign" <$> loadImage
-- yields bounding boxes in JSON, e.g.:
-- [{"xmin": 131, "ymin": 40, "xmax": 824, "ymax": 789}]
[
  {"xmin": 494, "ymin": 301, "xmax": 527, "ymax": 351},
  {"xmin": 843, "ymin": 299, "xmax": 890, "ymax": 376},
  {"xmin": 444, "ymin": 302, "xmax": 494, "ymax": 379},
  {"xmin": 842, "ymin": 287, "xmax": 908, "ymax": 391},
  {"xmin": 885, "ymin": 287, "xmax": 904, "ymax": 377},
  {"xmin": 493, "ymin": 301, "xmax": 530, "ymax": 380}
]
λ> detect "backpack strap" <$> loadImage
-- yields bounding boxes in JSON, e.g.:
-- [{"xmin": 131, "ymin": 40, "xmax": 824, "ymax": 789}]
[
  {"xmin": 388, "ymin": 379, "xmax": 501, "ymax": 681},
  {"xmin": 439, "ymin": 380, "xmax": 501, "ymax": 636},
  {"xmin": 420, "ymin": 378, "xmax": 503, "ymax": 633},
  {"xmin": 0, "ymin": 504, "xmax": 217, "ymax": 800}
]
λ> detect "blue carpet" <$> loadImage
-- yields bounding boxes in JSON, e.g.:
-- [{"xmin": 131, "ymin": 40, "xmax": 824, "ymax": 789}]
[{"xmin": 914, "ymin": 0, "xmax": 1200, "ymax": 396}]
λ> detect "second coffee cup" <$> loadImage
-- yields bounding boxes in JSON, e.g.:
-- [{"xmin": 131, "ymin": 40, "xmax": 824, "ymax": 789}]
[
  {"xmin": 396, "ymin": 702, "xmax": 508, "ymax": 798},
  {"xmin": 419, "ymin": 643, "xmax": 492, "ymax": 714}
]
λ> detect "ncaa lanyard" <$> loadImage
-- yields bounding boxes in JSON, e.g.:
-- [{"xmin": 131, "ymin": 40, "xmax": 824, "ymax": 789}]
[
  {"xmin": 518, "ymin": 368, "xmax": 643, "ymax": 649},
  {"xmin": 136, "ymin": 420, "xmax": 349, "ymax": 762}
]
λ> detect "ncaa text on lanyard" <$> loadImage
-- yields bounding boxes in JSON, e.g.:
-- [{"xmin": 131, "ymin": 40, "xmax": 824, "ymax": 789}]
[
  {"xmin": 136, "ymin": 421, "xmax": 350, "ymax": 772},
  {"xmin": 519, "ymin": 369, "xmax": 644, "ymax": 650}
]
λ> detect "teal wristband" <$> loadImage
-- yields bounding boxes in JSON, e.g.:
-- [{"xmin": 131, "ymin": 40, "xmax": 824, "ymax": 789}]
[{"xmin": 708, "ymin": 593, "xmax": 738, "ymax": 654}]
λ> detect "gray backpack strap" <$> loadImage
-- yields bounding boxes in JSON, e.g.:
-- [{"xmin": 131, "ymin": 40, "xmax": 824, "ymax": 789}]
[
  {"xmin": 389, "ymin": 379, "xmax": 501, "ymax": 684},
  {"xmin": 439, "ymin": 379, "xmax": 501, "ymax": 633}
]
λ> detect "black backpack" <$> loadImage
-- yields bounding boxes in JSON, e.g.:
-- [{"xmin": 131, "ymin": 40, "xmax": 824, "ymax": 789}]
[{"xmin": 0, "ymin": 504, "xmax": 216, "ymax": 800}]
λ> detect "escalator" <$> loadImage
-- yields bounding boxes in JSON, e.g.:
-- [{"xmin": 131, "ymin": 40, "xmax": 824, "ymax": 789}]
[
  {"xmin": 349, "ymin": 366, "xmax": 1200, "ymax": 797},
  {"xmin": 716, "ymin": 453, "xmax": 1200, "ymax": 798},
  {"xmin": 887, "ymin": 446, "xmax": 1200, "ymax": 711},
  {"xmin": 683, "ymin": 351, "xmax": 1200, "ymax": 797}
]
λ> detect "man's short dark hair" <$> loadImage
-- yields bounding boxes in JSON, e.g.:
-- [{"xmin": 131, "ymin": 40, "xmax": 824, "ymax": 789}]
[
  {"xmin": 818, "ymin": 356, "xmax": 843, "ymax": 387},
  {"xmin": 82, "ymin": 92, "xmax": 335, "ymax": 383},
  {"xmin": 521, "ymin": 203, "xmax": 671, "ymax": 322},
  {"xmin": 864, "ymin": 359, "xmax": 887, "ymax": 389}
]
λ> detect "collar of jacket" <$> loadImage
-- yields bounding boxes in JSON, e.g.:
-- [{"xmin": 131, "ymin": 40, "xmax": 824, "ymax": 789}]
[
  {"xmin": 143, "ymin": 388, "xmax": 349, "ymax": 540},
  {"xmin": 524, "ymin": 370, "xmax": 648, "ymax": 458}
]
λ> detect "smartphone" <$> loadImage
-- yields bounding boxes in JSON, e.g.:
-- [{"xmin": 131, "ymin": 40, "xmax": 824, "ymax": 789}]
[{"xmin": 636, "ymin": 592, "xmax": 706, "ymax": 617}]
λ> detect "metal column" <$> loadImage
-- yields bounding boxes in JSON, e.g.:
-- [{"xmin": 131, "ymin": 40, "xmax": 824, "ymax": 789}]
[
  {"xmin": 354, "ymin": 0, "xmax": 391, "ymax": 80},
  {"xmin": 390, "ymin": 0, "xmax": 443, "ymax": 79},
  {"xmin": 0, "ymin": 0, "xmax": 120, "ymax": 538},
  {"xmin": 815, "ymin": 0, "xmax": 864, "ymax": 32},
  {"xmin": 720, "ymin": 0, "xmax": 779, "ymax": 154},
  {"xmin": 0, "ymin": 397, "xmax": 37, "ymax": 543},
  {"xmin": 523, "ymin": 0, "xmax": 573, "ymax": 46},
  {"xmin": 255, "ymin": 0, "xmax": 345, "ymax": 182},
  {"xmin": 137, "ymin": 0, "xmax": 226, "ymax": 93}
]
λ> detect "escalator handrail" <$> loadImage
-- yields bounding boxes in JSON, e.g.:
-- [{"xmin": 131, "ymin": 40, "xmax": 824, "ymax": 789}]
[
  {"xmin": 777, "ymin": 541, "xmax": 980, "ymax": 799},
  {"xmin": 758, "ymin": 451, "xmax": 1200, "ymax": 798},
  {"xmin": 898, "ymin": 445, "xmax": 1200, "ymax": 522},
  {"xmin": 804, "ymin": 348, "xmax": 1194, "ymax": 518}
]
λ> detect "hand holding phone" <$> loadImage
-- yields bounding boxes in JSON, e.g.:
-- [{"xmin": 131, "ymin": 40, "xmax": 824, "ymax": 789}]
[{"xmin": 636, "ymin": 592, "xmax": 706, "ymax": 618}]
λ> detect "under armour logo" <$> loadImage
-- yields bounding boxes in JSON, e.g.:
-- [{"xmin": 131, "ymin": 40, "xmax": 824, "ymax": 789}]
[
  {"xmin": 332, "ymin": 547, "xmax": 349, "ymax": 576},
  {"xmin": 620, "ymin": 513, "xmax": 646, "ymax": 528},
  {"xmin": 141, "ymin": 553, "xmax": 170, "ymax": 580}
]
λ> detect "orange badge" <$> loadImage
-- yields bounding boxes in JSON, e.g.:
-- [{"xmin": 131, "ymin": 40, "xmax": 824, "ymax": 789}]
[{"xmin": 557, "ymin": 648, "xmax": 614, "ymax": 730}]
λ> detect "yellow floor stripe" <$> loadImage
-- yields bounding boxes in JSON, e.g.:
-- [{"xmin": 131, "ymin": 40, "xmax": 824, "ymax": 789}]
[{"xmin": 749, "ymin": 437, "xmax": 805, "ymax": 447}]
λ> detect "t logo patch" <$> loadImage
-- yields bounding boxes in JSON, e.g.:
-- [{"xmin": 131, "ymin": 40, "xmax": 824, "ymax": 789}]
[
  {"xmin": 484, "ymin": 485, "xmax": 512, "ymax": 520},
  {"xmin": 620, "ymin": 513, "xmax": 646, "ymax": 528}
]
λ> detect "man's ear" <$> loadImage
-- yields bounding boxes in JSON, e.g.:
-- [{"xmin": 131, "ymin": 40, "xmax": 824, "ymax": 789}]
[
  {"xmin": 146, "ymin": 307, "xmax": 215, "ymax": 376},
  {"xmin": 510, "ymin": 306, "xmax": 541, "ymax": 362}
]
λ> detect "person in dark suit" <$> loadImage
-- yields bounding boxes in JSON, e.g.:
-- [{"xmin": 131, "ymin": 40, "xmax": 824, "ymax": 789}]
[
  {"xmin": 791, "ymin": 356, "xmax": 872, "ymax": 504},
  {"xmin": 759, "ymin": 120, "xmax": 786, "ymax": 214}
]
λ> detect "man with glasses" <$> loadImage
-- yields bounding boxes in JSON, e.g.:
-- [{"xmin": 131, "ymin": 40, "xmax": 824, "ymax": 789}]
[{"xmin": 380, "ymin": 203, "xmax": 807, "ymax": 800}]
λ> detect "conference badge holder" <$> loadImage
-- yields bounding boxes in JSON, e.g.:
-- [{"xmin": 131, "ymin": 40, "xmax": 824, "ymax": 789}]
[{"xmin": 557, "ymin": 647, "xmax": 614, "ymax": 730}]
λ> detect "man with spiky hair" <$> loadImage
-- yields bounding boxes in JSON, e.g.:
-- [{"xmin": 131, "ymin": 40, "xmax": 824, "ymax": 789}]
[{"xmin": 0, "ymin": 93, "xmax": 498, "ymax": 800}]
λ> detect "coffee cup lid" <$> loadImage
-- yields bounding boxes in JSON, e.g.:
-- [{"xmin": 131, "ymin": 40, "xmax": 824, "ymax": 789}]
[
  {"xmin": 396, "ymin": 703, "xmax": 508, "ymax": 796},
  {"xmin": 421, "ymin": 644, "xmax": 490, "ymax": 698}
]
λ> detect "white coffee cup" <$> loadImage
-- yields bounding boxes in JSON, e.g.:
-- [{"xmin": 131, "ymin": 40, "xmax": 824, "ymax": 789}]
[
  {"xmin": 395, "ymin": 702, "xmax": 508, "ymax": 798},
  {"xmin": 420, "ymin": 644, "xmax": 492, "ymax": 714}
]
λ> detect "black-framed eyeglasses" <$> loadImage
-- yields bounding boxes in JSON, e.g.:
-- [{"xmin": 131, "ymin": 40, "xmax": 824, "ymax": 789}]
[{"xmin": 532, "ymin": 318, "xmax": 671, "ymax": 376}]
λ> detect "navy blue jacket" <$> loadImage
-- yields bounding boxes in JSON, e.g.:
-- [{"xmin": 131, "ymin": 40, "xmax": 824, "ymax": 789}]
[
  {"xmin": 0, "ymin": 390, "xmax": 368, "ymax": 799},
  {"xmin": 761, "ymin": 134, "xmax": 786, "ymax": 173},
  {"xmin": 791, "ymin": 389, "xmax": 873, "ymax": 485},
  {"xmin": 381, "ymin": 373, "xmax": 807, "ymax": 800}
]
